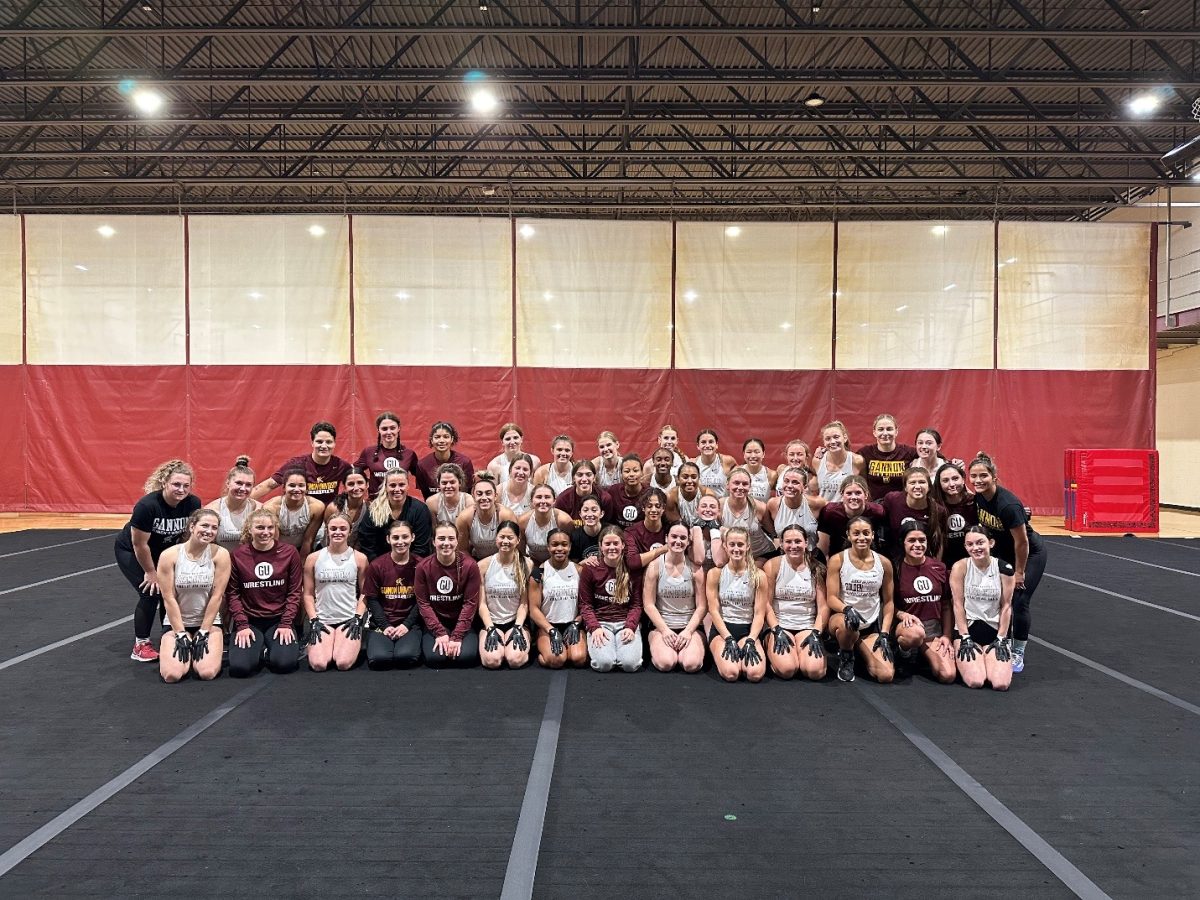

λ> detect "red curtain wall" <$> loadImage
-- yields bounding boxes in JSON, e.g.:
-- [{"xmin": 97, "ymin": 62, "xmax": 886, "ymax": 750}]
[{"xmin": 0, "ymin": 363, "xmax": 1152, "ymax": 514}]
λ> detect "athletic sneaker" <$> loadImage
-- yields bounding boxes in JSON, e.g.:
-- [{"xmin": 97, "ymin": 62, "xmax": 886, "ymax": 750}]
[
  {"xmin": 1011, "ymin": 648, "xmax": 1025, "ymax": 674},
  {"xmin": 836, "ymin": 649, "xmax": 855, "ymax": 683},
  {"xmin": 130, "ymin": 640, "xmax": 158, "ymax": 663}
]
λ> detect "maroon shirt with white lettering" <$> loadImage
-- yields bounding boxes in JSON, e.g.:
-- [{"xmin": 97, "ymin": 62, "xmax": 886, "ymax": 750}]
[
  {"xmin": 363, "ymin": 554, "xmax": 420, "ymax": 628},
  {"xmin": 578, "ymin": 563, "xmax": 643, "ymax": 631},
  {"xmin": 414, "ymin": 552, "xmax": 481, "ymax": 641},
  {"xmin": 415, "ymin": 450, "xmax": 476, "ymax": 498},
  {"xmin": 272, "ymin": 454, "xmax": 352, "ymax": 505},
  {"xmin": 555, "ymin": 487, "xmax": 618, "ymax": 527},
  {"xmin": 879, "ymin": 492, "xmax": 945, "ymax": 559},
  {"xmin": 857, "ymin": 444, "xmax": 919, "ymax": 500},
  {"xmin": 226, "ymin": 542, "xmax": 304, "ymax": 630},
  {"xmin": 893, "ymin": 557, "xmax": 949, "ymax": 627},
  {"xmin": 607, "ymin": 483, "xmax": 647, "ymax": 527},
  {"xmin": 355, "ymin": 444, "xmax": 419, "ymax": 496}
]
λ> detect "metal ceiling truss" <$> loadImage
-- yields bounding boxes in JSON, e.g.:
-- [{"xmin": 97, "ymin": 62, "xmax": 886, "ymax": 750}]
[{"xmin": 1, "ymin": 0, "xmax": 1197, "ymax": 218}]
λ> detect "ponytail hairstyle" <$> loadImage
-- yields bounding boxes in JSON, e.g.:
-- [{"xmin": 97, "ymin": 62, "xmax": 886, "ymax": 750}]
[
  {"xmin": 494, "ymin": 520, "xmax": 529, "ymax": 598},
  {"xmin": 280, "ymin": 467, "xmax": 309, "ymax": 496},
  {"xmin": 742, "ymin": 436, "xmax": 765, "ymax": 453},
  {"xmin": 334, "ymin": 465, "xmax": 370, "ymax": 513},
  {"xmin": 897, "ymin": 520, "xmax": 933, "ymax": 563},
  {"xmin": 640, "ymin": 487, "xmax": 669, "ymax": 514},
  {"xmin": 371, "ymin": 411, "xmax": 401, "ymax": 465},
  {"xmin": 145, "ymin": 459, "xmax": 194, "ymax": 494},
  {"xmin": 778, "ymin": 522, "xmax": 825, "ymax": 582},
  {"xmin": 723, "ymin": 525, "xmax": 762, "ymax": 587},
  {"xmin": 838, "ymin": 474, "xmax": 870, "ymax": 497},
  {"xmin": 598, "ymin": 524, "xmax": 631, "ymax": 604},
  {"xmin": 225, "ymin": 455, "xmax": 254, "ymax": 486},
  {"xmin": 820, "ymin": 419, "xmax": 851, "ymax": 446},
  {"xmin": 240, "ymin": 507, "xmax": 280, "ymax": 544},
  {"xmin": 970, "ymin": 451, "xmax": 998, "ymax": 479},
  {"xmin": 963, "ymin": 524, "xmax": 995, "ymax": 557},
  {"xmin": 916, "ymin": 427, "xmax": 943, "ymax": 448},
  {"xmin": 872, "ymin": 412, "xmax": 898, "ymax": 431}
]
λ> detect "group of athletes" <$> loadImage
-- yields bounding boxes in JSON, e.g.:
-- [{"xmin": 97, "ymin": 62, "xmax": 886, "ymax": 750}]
[{"xmin": 114, "ymin": 412, "xmax": 1046, "ymax": 691}]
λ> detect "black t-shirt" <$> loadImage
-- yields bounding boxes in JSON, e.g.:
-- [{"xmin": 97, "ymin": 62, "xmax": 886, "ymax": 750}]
[
  {"xmin": 570, "ymin": 527, "xmax": 602, "ymax": 563},
  {"xmin": 975, "ymin": 486, "xmax": 1042, "ymax": 562},
  {"xmin": 115, "ymin": 492, "xmax": 202, "ymax": 560},
  {"xmin": 857, "ymin": 444, "xmax": 918, "ymax": 500},
  {"xmin": 940, "ymin": 498, "xmax": 978, "ymax": 568}
]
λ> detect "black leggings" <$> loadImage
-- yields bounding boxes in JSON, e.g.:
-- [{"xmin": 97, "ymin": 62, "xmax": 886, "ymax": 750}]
[
  {"xmin": 228, "ymin": 618, "xmax": 300, "ymax": 677},
  {"xmin": 365, "ymin": 627, "xmax": 424, "ymax": 669},
  {"xmin": 115, "ymin": 545, "xmax": 160, "ymax": 641},
  {"xmin": 421, "ymin": 631, "xmax": 480, "ymax": 668},
  {"xmin": 1012, "ymin": 543, "xmax": 1048, "ymax": 642}
]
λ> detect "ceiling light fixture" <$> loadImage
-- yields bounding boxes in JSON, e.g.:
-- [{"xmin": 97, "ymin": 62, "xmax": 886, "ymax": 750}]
[
  {"xmin": 1127, "ymin": 93, "xmax": 1162, "ymax": 115},
  {"xmin": 307, "ymin": 224, "xmax": 326, "ymax": 237},
  {"xmin": 96, "ymin": 225, "xmax": 116, "ymax": 238},
  {"xmin": 130, "ymin": 87, "xmax": 165, "ymax": 115},
  {"xmin": 803, "ymin": 92, "xmax": 825, "ymax": 108},
  {"xmin": 469, "ymin": 87, "xmax": 499, "ymax": 115}
]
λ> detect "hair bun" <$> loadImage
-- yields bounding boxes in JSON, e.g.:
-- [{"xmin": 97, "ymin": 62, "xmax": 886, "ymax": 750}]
[{"xmin": 235, "ymin": 454, "xmax": 251, "ymax": 467}]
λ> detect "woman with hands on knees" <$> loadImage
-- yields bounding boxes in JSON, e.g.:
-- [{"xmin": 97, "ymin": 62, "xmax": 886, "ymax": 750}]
[
  {"xmin": 891, "ymin": 522, "xmax": 955, "ymax": 684},
  {"xmin": 302, "ymin": 512, "xmax": 369, "ymax": 672},
  {"xmin": 642, "ymin": 522, "xmax": 707, "ymax": 673},
  {"xmin": 156, "ymin": 508, "xmax": 231, "ymax": 683},
  {"xmin": 363, "ymin": 520, "xmax": 424, "ymax": 669},
  {"xmin": 578, "ymin": 526, "xmax": 644, "ymax": 673},
  {"xmin": 477, "ymin": 521, "xmax": 532, "ymax": 670},
  {"xmin": 951, "ymin": 526, "xmax": 1015, "ymax": 691},
  {"xmin": 761, "ymin": 524, "xmax": 827, "ymax": 682},
  {"xmin": 707, "ymin": 526, "xmax": 768, "ymax": 683},
  {"xmin": 414, "ymin": 523, "xmax": 482, "ymax": 668},
  {"xmin": 827, "ymin": 516, "xmax": 895, "ymax": 685},
  {"xmin": 226, "ymin": 508, "xmax": 304, "ymax": 677},
  {"xmin": 527, "ymin": 529, "xmax": 588, "ymax": 669}
]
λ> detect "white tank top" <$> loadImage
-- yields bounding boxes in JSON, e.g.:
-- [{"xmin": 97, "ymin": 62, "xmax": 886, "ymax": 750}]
[
  {"xmin": 718, "ymin": 565, "xmax": 755, "ymax": 625},
  {"xmin": 215, "ymin": 497, "xmax": 257, "ymax": 551},
  {"xmin": 314, "ymin": 547, "xmax": 359, "ymax": 623},
  {"xmin": 773, "ymin": 559, "xmax": 816, "ymax": 631},
  {"xmin": 545, "ymin": 466, "xmax": 573, "ymax": 495},
  {"xmin": 489, "ymin": 453, "xmax": 512, "ymax": 487},
  {"xmin": 818, "ymin": 454, "xmax": 856, "ymax": 501},
  {"xmin": 539, "ymin": 561, "xmax": 580, "ymax": 625},
  {"xmin": 524, "ymin": 512, "xmax": 555, "ymax": 563},
  {"xmin": 648, "ymin": 472, "xmax": 676, "ymax": 494},
  {"xmin": 773, "ymin": 497, "xmax": 818, "ymax": 544},
  {"xmin": 170, "ymin": 544, "xmax": 217, "ymax": 628},
  {"xmin": 839, "ymin": 550, "xmax": 884, "ymax": 626},
  {"xmin": 277, "ymin": 500, "xmax": 310, "ymax": 547},
  {"xmin": 436, "ymin": 493, "xmax": 468, "ymax": 527},
  {"xmin": 964, "ymin": 557, "xmax": 1002, "ymax": 629},
  {"xmin": 676, "ymin": 491, "xmax": 701, "ymax": 527},
  {"xmin": 500, "ymin": 483, "xmax": 533, "ymax": 516},
  {"xmin": 696, "ymin": 456, "xmax": 728, "ymax": 498},
  {"xmin": 596, "ymin": 461, "xmax": 622, "ymax": 489},
  {"xmin": 656, "ymin": 558, "xmax": 697, "ymax": 630},
  {"xmin": 484, "ymin": 557, "xmax": 524, "ymax": 624},
  {"xmin": 721, "ymin": 501, "xmax": 774, "ymax": 558},
  {"xmin": 469, "ymin": 513, "xmax": 500, "ymax": 558},
  {"xmin": 747, "ymin": 467, "xmax": 772, "ymax": 503}
]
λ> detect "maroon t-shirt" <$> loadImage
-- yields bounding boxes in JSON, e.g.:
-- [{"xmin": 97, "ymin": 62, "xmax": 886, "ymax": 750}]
[
  {"xmin": 363, "ymin": 553, "xmax": 420, "ymax": 627},
  {"xmin": 857, "ymin": 444, "xmax": 919, "ymax": 500},
  {"xmin": 414, "ymin": 552, "xmax": 481, "ymax": 641},
  {"xmin": 817, "ymin": 501, "xmax": 887, "ymax": 555},
  {"xmin": 578, "ymin": 563, "xmax": 643, "ymax": 631},
  {"xmin": 894, "ymin": 558, "xmax": 949, "ymax": 626},
  {"xmin": 554, "ymin": 487, "xmax": 618, "ymax": 527},
  {"xmin": 607, "ymin": 483, "xmax": 647, "ymax": 527},
  {"xmin": 355, "ymin": 444, "xmax": 419, "ymax": 496},
  {"xmin": 879, "ymin": 492, "xmax": 944, "ymax": 559},
  {"xmin": 226, "ymin": 542, "xmax": 304, "ymax": 630},
  {"xmin": 941, "ymin": 497, "xmax": 979, "ymax": 567},
  {"xmin": 623, "ymin": 522, "xmax": 668, "ymax": 572},
  {"xmin": 272, "ymin": 454, "xmax": 352, "ymax": 505},
  {"xmin": 415, "ymin": 450, "xmax": 476, "ymax": 498}
]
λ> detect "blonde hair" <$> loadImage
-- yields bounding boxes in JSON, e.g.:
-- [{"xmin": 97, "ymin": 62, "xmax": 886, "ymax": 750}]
[
  {"xmin": 820, "ymin": 420, "xmax": 850, "ymax": 445},
  {"xmin": 598, "ymin": 525, "xmax": 631, "ymax": 604},
  {"xmin": 240, "ymin": 507, "xmax": 279, "ymax": 544},
  {"xmin": 597, "ymin": 430, "xmax": 619, "ymax": 444},
  {"xmin": 369, "ymin": 470, "xmax": 408, "ymax": 526},
  {"xmin": 722, "ymin": 526, "xmax": 763, "ymax": 587},
  {"xmin": 145, "ymin": 459, "xmax": 194, "ymax": 494}
]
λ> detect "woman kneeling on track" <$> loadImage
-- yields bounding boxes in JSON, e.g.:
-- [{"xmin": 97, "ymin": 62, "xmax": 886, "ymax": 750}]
[
  {"xmin": 642, "ymin": 522, "xmax": 707, "ymax": 673},
  {"xmin": 116, "ymin": 459, "xmax": 202, "ymax": 663},
  {"xmin": 519, "ymin": 484, "xmax": 574, "ymax": 565},
  {"xmin": 707, "ymin": 526, "xmax": 768, "ymax": 683},
  {"xmin": 761, "ymin": 524, "xmax": 828, "ymax": 681},
  {"xmin": 579, "ymin": 525, "xmax": 643, "ymax": 673},
  {"xmin": 892, "ymin": 522, "xmax": 955, "ymax": 684},
  {"xmin": 951, "ymin": 526, "xmax": 1015, "ymax": 692},
  {"xmin": 263, "ymin": 468, "xmax": 324, "ymax": 557},
  {"xmin": 415, "ymin": 523, "xmax": 482, "ymax": 668},
  {"xmin": 226, "ymin": 508, "xmax": 304, "ymax": 677},
  {"xmin": 827, "ymin": 516, "xmax": 895, "ymax": 684},
  {"xmin": 528, "ymin": 529, "xmax": 587, "ymax": 669},
  {"xmin": 303, "ymin": 513, "xmax": 369, "ymax": 672},
  {"xmin": 156, "ymin": 509, "xmax": 231, "ymax": 683},
  {"xmin": 363, "ymin": 521, "xmax": 424, "ymax": 669},
  {"xmin": 478, "ymin": 521, "xmax": 533, "ymax": 670}
]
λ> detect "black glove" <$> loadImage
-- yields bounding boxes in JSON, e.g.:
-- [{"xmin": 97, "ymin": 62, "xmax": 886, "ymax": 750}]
[
  {"xmin": 508, "ymin": 626, "xmax": 528, "ymax": 652},
  {"xmin": 872, "ymin": 632, "xmax": 894, "ymax": 663},
  {"xmin": 563, "ymin": 623, "xmax": 581, "ymax": 646},
  {"xmin": 801, "ymin": 629, "xmax": 825, "ymax": 659},
  {"xmin": 842, "ymin": 607, "xmax": 863, "ymax": 631},
  {"xmin": 172, "ymin": 632, "xmax": 192, "ymax": 663},
  {"xmin": 992, "ymin": 637, "xmax": 1012, "ymax": 662},
  {"xmin": 548, "ymin": 627, "xmax": 564, "ymax": 656},
  {"xmin": 720, "ymin": 635, "xmax": 742, "ymax": 662},
  {"xmin": 340, "ymin": 614, "xmax": 364, "ymax": 641},
  {"xmin": 957, "ymin": 636, "xmax": 978, "ymax": 661},
  {"xmin": 484, "ymin": 625, "xmax": 502, "ymax": 652},
  {"xmin": 741, "ymin": 637, "xmax": 762, "ymax": 666},
  {"xmin": 307, "ymin": 617, "xmax": 329, "ymax": 646},
  {"xmin": 190, "ymin": 629, "xmax": 210, "ymax": 662},
  {"xmin": 770, "ymin": 625, "xmax": 793, "ymax": 655}
]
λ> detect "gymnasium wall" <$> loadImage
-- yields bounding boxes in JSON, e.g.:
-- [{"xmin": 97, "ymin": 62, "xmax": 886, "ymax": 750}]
[
  {"xmin": 0, "ymin": 215, "xmax": 1153, "ymax": 515},
  {"xmin": 1157, "ymin": 343, "xmax": 1200, "ymax": 509}
]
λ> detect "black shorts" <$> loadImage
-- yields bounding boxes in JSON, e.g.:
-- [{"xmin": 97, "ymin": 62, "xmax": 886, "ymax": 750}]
[
  {"xmin": 838, "ymin": 611, "xmax": 879, "ymax": 638},
  {"xmin": 953, "ymin": 621, "xmax": 999, "ymax": 645},
  {"xmin": 710, "ymin": 622, "xmax": 756, "ymax": 644}
]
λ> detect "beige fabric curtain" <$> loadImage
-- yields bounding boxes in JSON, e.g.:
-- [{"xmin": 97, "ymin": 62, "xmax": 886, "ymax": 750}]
[{"xmin": 0, "ymin": 216, "xmax": 20, "ymax": 363}]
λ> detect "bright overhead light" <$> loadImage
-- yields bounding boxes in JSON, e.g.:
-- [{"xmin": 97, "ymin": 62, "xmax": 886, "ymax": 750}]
[
  {"xmin": 930, "ymin": 225, "xmax": 948, "ymax": 236},
  {"xmin": 895, "ymin": 305, "xmax": 908, "ymax": 312},
  {"xmin": 130, "ymin": 87, "xmax": 165, "ymax": 115},
  {"xmin": 307, "ymin": 224, "xmax": 326, "ymax": 237},
  {"xmin": 470, "ymin": 87, "xmax": 499, "ymax": 115},
  {"xmin": 1127, "ymin": 93, "xmax": 1162, "ymax": 115},
  {"xmin": 803, "ymin": 92, "xmax": 825, "ymax": 108},
  {"xmin": 1006, "ymin": 257, "xmax": 1017, "ymax": 264},
  {"xmin": 74, "ymin": 264, "xmax": 88, "ymax": 271},
  {"xmin": 248, "ymin": 291, "xmax": 263, "ymax": 299},
  {"xmin": 542, "ymin": 291, "xmax": 554, "ymax": 301},
  {"xmin": 724, "ymin": 225, "xmax": 742, "ymax": 237},
  {"xmin": 96, "ymin": 224, "xmax": 116, "ymax": 238},
  {"xmin": 943, "ymin": 283, "xmax": 957, "ymax": 291},
  {"xmin": 394, "ymin": 291, "xmax": 410, "ymax": 300},
  {"xmin": 1192, "ymin": 171, "xmax": 1200, "ymax": 181},
  {"xmin": 683, "ymin": 290, "xmax": 698, "ymax": 302},
  {"xmin": 552, "ymin": 322, "xmax": 563, "ymax": 331},
  {"xmin": 321, "ymin": 323, "xmax": 332, "ymax": 330},
  {"xmin": 780, "ymin": 321, "xmax": 793, "ymax": 330},
  {"xmin": 518, "ymin": 224, "xmax": 536, "ymax": 238}
]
